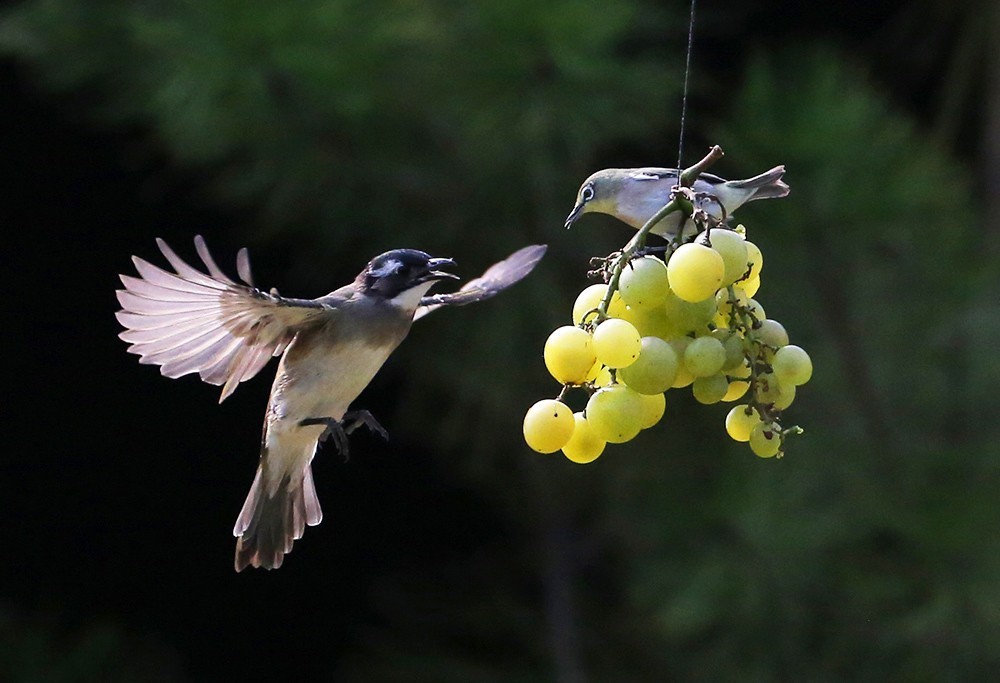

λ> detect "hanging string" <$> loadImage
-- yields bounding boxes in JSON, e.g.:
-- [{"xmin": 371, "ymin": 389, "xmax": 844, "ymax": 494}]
[{"xmin": 676, "ymin": 0, "xmax": 697, "ymax": 172}]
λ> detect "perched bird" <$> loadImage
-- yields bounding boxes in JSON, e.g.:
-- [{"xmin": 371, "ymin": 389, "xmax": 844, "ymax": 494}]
[
  {"xmin": 565, "ymin": 166, "xmax": 790, "ymax": 240},
  {"xmin": 116, "ymin": 236, "xmax": 546, "ymax": 571}
]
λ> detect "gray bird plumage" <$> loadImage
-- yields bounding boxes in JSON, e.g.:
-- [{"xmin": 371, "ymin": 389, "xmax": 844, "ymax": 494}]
[
  {"xmin": 565, "ymin": 165, "xmax": 790, "ymax": 239},
  {"xmin": 117, "ymin": 237, "xmax": 546, "ymax": 570}
]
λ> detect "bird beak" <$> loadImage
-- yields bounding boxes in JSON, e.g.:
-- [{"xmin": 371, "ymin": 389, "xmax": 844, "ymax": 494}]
[
  {"xmin": 424, "ymin": 257, "xmax": 459, "ymax": 281},
  {"xmin": 564, "ymin": 203, "xmax": 584, "ymax": 229}
]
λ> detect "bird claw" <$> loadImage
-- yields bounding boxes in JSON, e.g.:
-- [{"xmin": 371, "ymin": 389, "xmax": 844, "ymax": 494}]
[
  {"xmin": 342, "ymin": 409, "xmax": 390, "ymax": 442},
  {"xmin": 299, "ymin": 410, "xmax": 389, "ymax": 462}
]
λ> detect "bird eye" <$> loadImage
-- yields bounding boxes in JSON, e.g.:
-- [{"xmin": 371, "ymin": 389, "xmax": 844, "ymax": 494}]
[{"xmin": 581, "ymin": 184, "xmax": 594, "ymax": 202}]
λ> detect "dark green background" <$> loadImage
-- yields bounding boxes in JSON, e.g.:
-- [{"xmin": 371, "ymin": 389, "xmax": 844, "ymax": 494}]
[{"xmin": 2, "ymin": 0, "xmax": 997, "ymax": 680}]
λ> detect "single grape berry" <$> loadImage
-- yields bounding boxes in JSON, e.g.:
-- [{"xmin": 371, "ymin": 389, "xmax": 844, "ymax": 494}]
[
  {"xmin": 725, "ymin": 404, "xmax": 761, "ymax": 442},
  {"xmin": 593, "ymin": 318, "xmax": 642, "ymax": 369},
  {"xmin": 683, "ymin": 335, "xmax": 726, "ymax": 377},
  {"xmin": 619, "ymin": 256, "xmax": 669, "ymax": 310},
  {"xmin": 772, "ymin": 345, "xmax": 813, "ymax": 386},
  {"xmin": 749, "ymin": 422, "xmax": 781, "ymax": 458},
  {"xmin": 667, "ymin": 243, "xmax": 725, "ymax": 303},
  {"xmin": 618, "ymin": 336, "xmax": 679, "ymax": 395},
  {"xmin": 698, "ymin": 228, "xmax": 749, "ymax": 286},
  {"xmin": 586, "ymin": 385, "xmax": 644, "ymax": 443},
  {"xmin": 573, "ymin": 284, "xmax": 627, "ymax": 325},
  {"xmin": 561, "ymin": 412, "xmax": 606, "ymax": 464},
  {"xmin": 523, "ymin": 399, "xmax": 575, "ymax": 453},
  {"xmin": 543, "ymin": 326, "xmax": 596, "ymax": 384}
]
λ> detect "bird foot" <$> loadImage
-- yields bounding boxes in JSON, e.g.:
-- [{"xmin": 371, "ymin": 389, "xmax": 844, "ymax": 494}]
[{"xmin": 299, "ymin": 410, "xmax": 389, "ymax": 461}]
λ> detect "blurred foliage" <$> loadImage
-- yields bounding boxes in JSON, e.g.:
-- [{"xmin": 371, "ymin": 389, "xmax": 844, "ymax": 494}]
[
  {"xmin": 0, "ymin": 609, "xmax": 186, "ymax": 682},
  {"xmin": 2, "ymin": 1, "xmax": 999, "ymax": 681}
]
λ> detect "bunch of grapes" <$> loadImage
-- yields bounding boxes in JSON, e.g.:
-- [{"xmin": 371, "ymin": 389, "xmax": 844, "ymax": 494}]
[{"xmin": 523, "ymin": 224, "xmax": 810, "ymax": 463}]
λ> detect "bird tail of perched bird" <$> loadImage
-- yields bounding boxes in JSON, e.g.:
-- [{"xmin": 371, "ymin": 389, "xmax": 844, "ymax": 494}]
[
  {"xmin": 233, "ymin": 453, "xmax": 323, "ymax": 571},
  {"xmin": 724, "ymin": 165, "xmax": 790, "ymax": 203}
]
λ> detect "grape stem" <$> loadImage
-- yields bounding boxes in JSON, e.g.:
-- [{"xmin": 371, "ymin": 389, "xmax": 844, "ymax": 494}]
[{"xmin": 595, "ymin": 145, "xmax": 725, "ymax": 321}]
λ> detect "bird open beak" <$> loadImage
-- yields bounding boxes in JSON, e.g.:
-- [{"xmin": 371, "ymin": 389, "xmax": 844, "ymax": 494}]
[
  {"xmin": 423, "ymin": 257, "xmax": 460, "ymax": 281},
  {"xmin": 564, "ymin": 203, "xmax": 583, "ymax": 229}
]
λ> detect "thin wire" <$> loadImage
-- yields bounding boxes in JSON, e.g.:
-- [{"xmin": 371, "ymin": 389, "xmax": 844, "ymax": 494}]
[{"xmin": 676, "ymin": 0, "xmax": 697, "ymax": 172}]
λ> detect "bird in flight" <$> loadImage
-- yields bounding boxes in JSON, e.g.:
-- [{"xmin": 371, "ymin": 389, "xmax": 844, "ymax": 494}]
[{"xmin": 116, "ymin": 236, "xmax": 546, "ymax": 570}]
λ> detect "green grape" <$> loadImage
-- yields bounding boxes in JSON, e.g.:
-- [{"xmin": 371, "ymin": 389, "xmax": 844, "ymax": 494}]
[
  {"xmin": 618, "ymin": 336, "xmax": 679, "ymax": 395},
  {"xmin": 745, "ymin": 298, "xmax": 766, "ymax": 323},
  {"xmin": 586, "ymin": 385, "xmax": 644, "ymax": 443},
  {"xmin": 637, "ymin": 391, "xmax": 666, "ymax": 429},
  {"xmin": 543, "ymin": 326, "xmax": 596, "ymax": 384},
  {"xmin": 744, "ymin": 240, "xmax": 763, "ymax": 280},
  {"xmin": 663, "ymin": 288, "xmax": 717, "ymax": 337},
  {"xmin": 725, "ymin": 404, "xmax": 761, "ymax": 442},
  {"xmin": 712, "ymin": 328, "xmax": 747, "ymax": 371},
  {"xmin": 683, "ymin": 335, "xmax": 726, "ymax": 377},
  {"xmin": 774, "ymin": 382, "xmax": 796, "ymax": 410},
  {"xmin": 666, "ymin": 243, "xmax": 725, "ymax": 303},
  {"xmin": 619, "ymin": 256, "xmax": 669, "ymax": 310},
  {"xmin": 749, "ymin": 422, "xmax": 781, "ymax": 458},
  {"xmin": 573, "ymin": 283, "xmax": 627, "ymax": 325},
  {"xmin": 754, "ymin": 371, "xmax": 782, "ymax": 405},
  {"xmin": 668, "ymin": 337, "xmax": 696, "ymax": 388},
  {"xmin": 593, "ymin": 318, "xmax": 642, "ymax": 368},
  {"xmin": 625, "ymin": 304, "xmax": 675, "ymax": 339},
  {"xmin": 735, "ymin": 274, "xmax": 760, "ymax": 297},
  {"xmin": 772, "ymin": 345, "xmax": 813, "ymax": 386},
  {"xmin": 523, "ymin": 399, "xmax": 575, "ymax": 453},
  {"xmin": 692, "ymin": 374, "xmax": 728, "ymax": 404},
  {"xmin": 756, "ymin": 319, "xmax": 788, "ymax": 349},
  {"xmin": 698, "ymin": 228, "xmax": 749, "ymax": 286},
  {"xmin": 561, "ymin": 412, "xmax": 606, "ymax": 464}
]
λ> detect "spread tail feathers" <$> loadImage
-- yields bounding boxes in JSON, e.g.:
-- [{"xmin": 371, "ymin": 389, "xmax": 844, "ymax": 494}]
[
  {"xmin": 233, "ymin": 466, "xmax": 323, "ymax": 571},
  {"xmin": 728, "ymin": 165, "xmax": 790, "ymax": 201}
]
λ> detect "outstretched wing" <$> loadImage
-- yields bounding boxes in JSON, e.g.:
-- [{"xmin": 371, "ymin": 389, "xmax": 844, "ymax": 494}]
[
  {"xmin": 116, "ymin": 235, "xmax": 329, "ymax": 402},
  {"xmin": 413, "ymin": 244, "xmax": 547, "ymax": 321}
]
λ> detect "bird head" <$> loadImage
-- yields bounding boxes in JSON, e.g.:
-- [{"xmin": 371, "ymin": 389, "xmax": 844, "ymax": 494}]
[
  {"xmin": 358, "ymin": 249, "xmax": 458, "ymax": 303},
  {"xmin": 564, "ymin": 170, "xmax": 622, "ymax": 229}
]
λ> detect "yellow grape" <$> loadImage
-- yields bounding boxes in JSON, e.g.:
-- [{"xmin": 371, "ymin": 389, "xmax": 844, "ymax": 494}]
[
  {"xmin": 593, "ymin": 318, "xmax": 641, "ymax": 368},
  {"xmin": 585, "ymin": 362, "xmax": 613, "ymax": 387},
  {"xmin": 618, "ymin": 336, "xmax": 679, "ymax": 395},
  {"xmin": 666, "ymin": 243, "xmax": 725, "ymax": 303},
  {"xmin": 585, "ymin": 385, "xmax": 644, "ymax": 443},
  {"xmin": 523, "ymin": 399, "xmax": 575, "ymax": 453},
  {"xmin": 725, "ymin": 404, "xmax": 761, "ymax": 442},
  {"xmin": 618, "ymin": 256, "xmax": 669, "ymax": 310},
  {"xmin": 772, "ymin": 345, "xmax": 813, "ymax": 386},
  {"xmin": 744, "ymin": 240, "xmax": 763, "ymax": 280},
  {"xmin": 698, "ymin": 228, "xmax": 749, "ymax": 286},
  {"xmin": 573, "ymin": 283, "xmax": 627, "ymax": 325},
  {"xmin": 723, "ymin": 362, "xmax": 751, "ymax": 402},
  {"xmin": 561, "ymin": 412, "xmax": 606, "ymax": 464},
  {"xmin": 749, "ymin": 422, "xmax": 781, "ymax": 458},
  {"xmin": 637, "ymin": 392, "xmax": 666, "ymax": 429},
  {"xmin": 543, "ymin": 326, "xmax": 596, "ymax": 384},
  {"xmin": 735, "ymin": 274, "xmax": 760, "ymax": 297}
]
